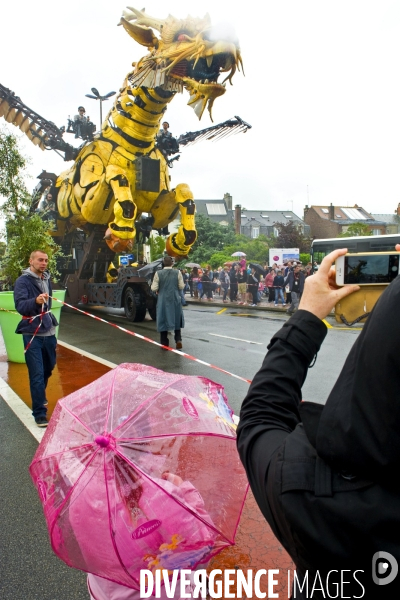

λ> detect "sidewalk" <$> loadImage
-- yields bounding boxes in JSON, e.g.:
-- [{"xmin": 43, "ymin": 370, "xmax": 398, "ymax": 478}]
[
  {"xmin": 0, "ymin": 333, "xmax": 293, "ymax": 599},
  {"xmin": 185, "ymin": 292, "xmax": 288, "ymax": 312}
]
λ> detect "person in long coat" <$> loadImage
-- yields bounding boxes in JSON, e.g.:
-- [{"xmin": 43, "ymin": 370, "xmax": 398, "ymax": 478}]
[{"xmin": 151, "ymin": 256, "xmax": 185, "ymax": 349}]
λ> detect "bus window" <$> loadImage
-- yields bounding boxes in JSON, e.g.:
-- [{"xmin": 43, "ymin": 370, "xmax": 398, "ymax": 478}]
[{"xmin": 311, "ymin": 234, "xmax": 400, "ymax": 270}]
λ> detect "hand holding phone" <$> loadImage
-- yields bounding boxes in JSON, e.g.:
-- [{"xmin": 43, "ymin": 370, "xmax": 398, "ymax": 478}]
[
  {"xmin": 335, "ymin": 252, "xmax": 400, "ymax": 286},
  {"xmin": 298, "ymin": 248, "xmax": 360, "ymax": 320}
]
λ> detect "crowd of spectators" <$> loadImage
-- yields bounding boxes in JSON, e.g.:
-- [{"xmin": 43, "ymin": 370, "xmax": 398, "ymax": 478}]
[{"xmin": 179, "ymin": 259, "xmax": 317, "ymax": 312}]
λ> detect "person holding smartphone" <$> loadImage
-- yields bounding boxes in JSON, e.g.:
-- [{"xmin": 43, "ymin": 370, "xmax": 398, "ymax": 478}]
[{"xmin": 237, "ymin": 246, "xmax": 400, "ymax": 598}]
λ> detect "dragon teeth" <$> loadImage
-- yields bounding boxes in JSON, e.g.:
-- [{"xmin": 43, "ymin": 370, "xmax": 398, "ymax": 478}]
[{"xmin": 206, "ymin": 56, "xmax": 213, "ymax": 68}]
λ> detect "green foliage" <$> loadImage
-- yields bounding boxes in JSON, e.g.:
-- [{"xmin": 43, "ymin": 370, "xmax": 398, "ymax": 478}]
[
  {"xmin": 208, "ymin": 252, "xmax": 233, "ymax": 269},
  {"xmin": 149, "ymin": 235, "xmax": 165, "ymax": 261},
  {"xmin": 224, "ymin": 235, "xmax": 271, "ymax": 264},
  {"xmin": 2, "ymin": 215, "xmax": 63, "ymax": 285},
  {"xmin": 273, "ymin": 221, "xmax": 312, "ymax": 253},
  {"xmin": 0, "ymin": 128, "xmax": 28, "ymax": 216},
  {"xmin": 300, "ymin": 253, "xmax": 311, "ymax": 265},
  {"xmin": 188, "ymin": 215, "xmax": 274, "ymax": 265},
  {"xmin": 188, "ymin": 214, "xmax": 236, "ymax": 264},
  {"xmin": 0, "ymin": 128, "xmax": 64, "ymax": 285},
  {"xmin": 338, "ymin": 222, "xmax": 372, "ymax": 237}
]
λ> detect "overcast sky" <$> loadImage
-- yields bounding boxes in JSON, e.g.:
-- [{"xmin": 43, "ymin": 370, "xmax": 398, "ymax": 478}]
[{"xmin": 2, "ymin": 0, "xmax": 400, "ymax": 219}]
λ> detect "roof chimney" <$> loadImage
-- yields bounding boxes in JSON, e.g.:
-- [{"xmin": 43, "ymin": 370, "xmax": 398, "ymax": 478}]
[
  {"xmin": 223, "ymin": 193, "xmax": 233, "ymax": 210},
  {"xmin": 304, "ymin": 205, "xmax": 309, "ymax": 219},
  {"xmin": 329, "ymin": 203, "xmax": 335, "ymax": 219},
  {"xmin": 396, "ymin": 203, "xmax": 400, "ymax": 216},
  {"xmin": 234, "ymin": 204, "xmax": 241, "ymax": 234}
]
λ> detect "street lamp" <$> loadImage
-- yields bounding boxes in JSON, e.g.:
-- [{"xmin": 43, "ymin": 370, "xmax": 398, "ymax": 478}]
[{"xmin": 85, "ymin": 88, "xmax": 116, "ymax": 129}]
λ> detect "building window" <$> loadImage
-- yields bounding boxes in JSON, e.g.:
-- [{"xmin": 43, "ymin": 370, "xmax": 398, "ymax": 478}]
[
  {"xmin": 206, "ymin": 203, "xmax": 227, "ymax": 215},
  {"xmin": 372, "ymin": 229, "xmax": 382, "ymax": 235},
  {"xmin": 341, "ymin": 207, "xmax": 367, "ymax": 220},
  {"xmin": 251, "ymin": 227, "xmax": 260, "ymax": 238}
]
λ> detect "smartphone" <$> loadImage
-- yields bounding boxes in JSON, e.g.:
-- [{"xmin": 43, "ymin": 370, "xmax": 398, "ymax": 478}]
[{"xmin": 335, "ymin": 252, "xmax": 400, "ymax": 286}]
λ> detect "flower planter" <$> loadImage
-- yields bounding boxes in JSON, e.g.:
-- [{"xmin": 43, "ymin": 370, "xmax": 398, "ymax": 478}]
[{"xmin": 0, "ymin": 290, "xmax": 66, "ymax": 363}]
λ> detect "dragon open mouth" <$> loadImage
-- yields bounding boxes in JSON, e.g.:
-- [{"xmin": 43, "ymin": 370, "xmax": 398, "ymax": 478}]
[
  {"xmin": 170, "ymin": 54, "xmax": 231, "ymax": 84},
  {"xmin": 168, "ymin": 52, "xmax": 239, "ymax": 120}
]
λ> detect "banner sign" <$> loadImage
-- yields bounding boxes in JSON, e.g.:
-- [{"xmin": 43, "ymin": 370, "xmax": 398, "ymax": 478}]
[{"xmin": 269, "ymin": 248, "xmax": 300, "ymax": 265}]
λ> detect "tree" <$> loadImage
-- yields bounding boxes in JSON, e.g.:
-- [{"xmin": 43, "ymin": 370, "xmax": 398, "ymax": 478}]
[
  {"xmin": 149, "ymin": 234, "xmax": 165, "ymax": 261},
  {"xmin": 273, "ymin": 221, "xmax": 312, "ymax": 253},
  {"xmin": 338, "ymin": 222, "xmax": 372, "ymax": 237},
  {"xmin": 188, "ymin": 214, "xmax": 236, "ymax": 264},
  {"xmin": 300, "ymin": 253, "xmax": 311, "ymax": 265},
  {"xmin": 208, "ymin": 251, "xmax": 233, "ymax": 269},
  {"xmin": 224, "ymin": 234, "xmax": 271, "ymax": 264},
  {"xmin": 0, "ymin": 127, "xmax": 63, "ymax": 286}
]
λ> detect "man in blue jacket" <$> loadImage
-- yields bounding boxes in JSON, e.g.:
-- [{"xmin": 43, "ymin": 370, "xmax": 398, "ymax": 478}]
[{"xmin": 14, "ymin": 250, "xmax": 59, "ymax": 427}]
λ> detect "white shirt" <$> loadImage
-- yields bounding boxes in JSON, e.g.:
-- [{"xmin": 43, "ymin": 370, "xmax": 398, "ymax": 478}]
[{"xmin": 151, "ymin": 267, "xmax": 184, "ymax": 292}]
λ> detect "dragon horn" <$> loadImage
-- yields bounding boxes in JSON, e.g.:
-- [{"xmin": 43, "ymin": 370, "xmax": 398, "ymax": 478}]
[
  {"xmin": 203, "ymin": 13, "xmax": 211, "ymax": 27},
  {"xmin": 124, "ymin": 6, "xmax": 165, "ymax": 32}
]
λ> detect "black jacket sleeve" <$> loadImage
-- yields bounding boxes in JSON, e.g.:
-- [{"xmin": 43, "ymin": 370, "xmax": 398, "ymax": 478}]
[{"xmin": 236, "ymin": 310, "xmax": 327, "ymax": 508}]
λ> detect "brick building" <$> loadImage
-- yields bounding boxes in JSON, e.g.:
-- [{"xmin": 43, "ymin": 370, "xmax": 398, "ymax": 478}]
[
  {"xmin": 372, "ymin": 203, "xmax": 400, "ymax": 234},
  {"xmin": 304, "ymin": 204, "xmax": 386, "ymax": 238}
]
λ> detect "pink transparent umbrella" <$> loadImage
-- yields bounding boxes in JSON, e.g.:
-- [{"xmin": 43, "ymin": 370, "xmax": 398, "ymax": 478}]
[{"xmin": 30, "ymin": 364, "xmax": 248, "ymax": 590}]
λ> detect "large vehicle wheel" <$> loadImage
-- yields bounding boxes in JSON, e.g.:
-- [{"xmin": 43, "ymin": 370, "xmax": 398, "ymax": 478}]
[
  {"xmin": 133, "ymin": 303, "xmax": 147, "ymax": 322},
  {"xmin": 124, "ymin": 287, "xmax": 136, "ymax": 321},
  {"xmin": 148, "ymin": 304, "xmax": 157, "ymax": 321}
]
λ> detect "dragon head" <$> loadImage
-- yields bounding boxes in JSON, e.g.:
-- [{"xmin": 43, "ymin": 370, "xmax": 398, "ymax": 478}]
[{"xmin": 119, "ymin": 7, "xmax": 243, "ymax": 121}]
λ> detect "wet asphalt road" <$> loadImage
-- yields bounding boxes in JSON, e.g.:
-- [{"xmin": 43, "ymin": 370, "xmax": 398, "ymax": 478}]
[
  {"xmin": 58, "ymin": 304, "xmax": 361, "ymax": 415},
  {"xmin": 0, "ymin": 303, "xmax": 362, "ymax": 600},
  {"xmin": 0, "ymin": 399, "xmax": 88, "ymax": 600}
]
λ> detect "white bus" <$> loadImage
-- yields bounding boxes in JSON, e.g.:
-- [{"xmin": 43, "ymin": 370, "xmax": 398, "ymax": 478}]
[{"xmin": 311, "ymin": 234, "xmax": 400, "ymax": 268}]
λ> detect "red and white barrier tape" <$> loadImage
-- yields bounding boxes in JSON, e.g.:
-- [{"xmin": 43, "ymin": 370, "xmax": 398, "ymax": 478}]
[
  {"xmin": 50, "ymin": 296, "xmax": 252, "ymax": 385},
  {"xmin": 0, "ymin": 306, "xmax": 49, "ymax": 353},
  {"xmin": 23, "ymin": 304, "xmax": 45, "ymax": 353}
]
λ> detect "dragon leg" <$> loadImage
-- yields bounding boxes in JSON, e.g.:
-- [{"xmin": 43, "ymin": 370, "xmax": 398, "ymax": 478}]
[
  {"xmin": 164, "ymin": 184, "xmax": 197, "ymax": 258},
  {"xmin": 104, "ymin": 165, "xmax": 137, "ymax": 253}
]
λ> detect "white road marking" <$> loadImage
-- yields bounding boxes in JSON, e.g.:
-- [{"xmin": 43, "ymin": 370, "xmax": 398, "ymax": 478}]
[
  {"xmin": 0, "ymin": 377, "xmax": 44, "ymax": 443},
  {"xmin": 208, "ymin": 333, "xmax": 263, "ymax": 345}
]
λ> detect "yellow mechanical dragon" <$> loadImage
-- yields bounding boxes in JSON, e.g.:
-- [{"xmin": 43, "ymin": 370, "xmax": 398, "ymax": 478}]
[{"xmin": 0, "ymin": 6, "xmax": 245, "ymax": 258}]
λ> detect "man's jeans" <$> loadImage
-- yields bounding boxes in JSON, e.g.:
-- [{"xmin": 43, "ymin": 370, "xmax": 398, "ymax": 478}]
[
  {"xmin": 275, "ymin": 288, "xmax": 285, "ymax": 304},
  {"xmin": 22, "ymin": 335, "xmax": 57, "ymax": 419},
  {"xmin": 288, "ymin": 291, "xmax": 301, "ymax": 314}
]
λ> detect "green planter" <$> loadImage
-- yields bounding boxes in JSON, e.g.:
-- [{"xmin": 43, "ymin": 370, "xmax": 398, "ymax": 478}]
[{"xmin": 0, "ymin": 290, "xmax": 66, "ymax": 363}]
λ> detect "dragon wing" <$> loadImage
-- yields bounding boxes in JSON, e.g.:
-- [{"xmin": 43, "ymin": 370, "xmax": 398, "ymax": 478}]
[
  {"xmin": 177, "ymin": 116, "xmax": 251, "ymax": 147},
  {"xmin": 0, "ymin": 83, "xmax": 77, "ymax": 161}
]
